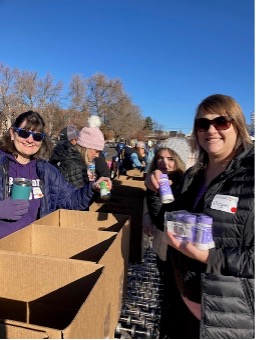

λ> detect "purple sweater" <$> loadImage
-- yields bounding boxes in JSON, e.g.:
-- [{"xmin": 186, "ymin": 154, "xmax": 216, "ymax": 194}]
[{"xmin": 0, "ymin": 154, "xmax": 40, "ymax": 238}]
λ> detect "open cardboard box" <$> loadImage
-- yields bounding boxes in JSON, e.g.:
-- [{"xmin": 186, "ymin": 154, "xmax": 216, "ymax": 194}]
[
  {"xmin": 31, "ymin": 210, "xmax": 130, "ymax": 279},
  {"xmin": 0, "ymin": 211, "xmax": 131, "ymax": 339},
  {"xmin": 111, "ymin": 178, "xmax": 146, "ymax": 198},
  {"xmin": 0, "ymin": 225, "xmax": 127, "ymax": 338},
  {"xmin": 32, "ymin": 210, "xmax": 130, "ymax": 335},
  {"xmin": 90, "ymin": 197, "xmax": 144, "ymax": 263},
  {"xmin": 32, "ymin": 210, "xmax": 130, "ymax": 233},
  {"xmin": 0, "ymin": 251, "xmax": 105, "ymax": 339}
]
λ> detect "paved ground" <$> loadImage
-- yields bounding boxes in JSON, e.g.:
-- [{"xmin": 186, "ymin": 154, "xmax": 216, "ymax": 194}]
[{"xmin": 103, "ymin": 146, "xmax": 117, "ymax": 162}]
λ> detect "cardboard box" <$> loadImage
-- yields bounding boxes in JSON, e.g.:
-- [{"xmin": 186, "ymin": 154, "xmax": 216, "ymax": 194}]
[
  {"xmin": 90, "ymin": 196, "xmax": 144, "ymax": 263},
  {"xmin": 31, "ymin": 210, "xmax": 130, "ymax": 336},
  {"xmin": 32, "ymin": 210, "xmax": 130, "ymax": 275},
  {"xmin": 0, "ymin": 225, "xmax": 117, "ymax": 259},
  {"xmin": 0, "ymin": 251, "xmax": 105, "ymax": 338},
  {"xmin": 33, "ymin": 210, "xmax": 130, "ymax": 233},
  {"xmin": 0, "ymin": 214, "xmax": 129, "ymax": 338},
  {"xmin": 0, "ymin": 225, "xmax": 126, "ymax": 338},
  {"xmin": 111, "ymin": 178, "xmax": 146, "ymax": 198}
]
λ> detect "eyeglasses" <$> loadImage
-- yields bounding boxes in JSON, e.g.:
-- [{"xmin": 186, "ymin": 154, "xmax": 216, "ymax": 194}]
[
  {"xmin": 13, "ymin": 127, "xmax": 45, "ymax": 142},
  {"xmin": 194, "ymin": 116, "xmax": 234, "ymax": 132}
]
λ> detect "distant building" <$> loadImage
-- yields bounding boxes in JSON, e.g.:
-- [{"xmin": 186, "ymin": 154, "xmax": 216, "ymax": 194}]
[{"xmin": 250, "ymin": 111, "xmax": 255, "ymax": 137}]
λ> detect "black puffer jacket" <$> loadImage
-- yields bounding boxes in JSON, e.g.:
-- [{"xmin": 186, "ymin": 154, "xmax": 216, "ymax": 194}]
[
  {"xmin": 49, "ymin": 141, "xmax": 110, "ymax": 189},
  {"xmin": 49, "ymin": 141, "xmax": 88, "ymax": 188},
  {"xmin": 161, "ymin": 145, "xmax": 254, "ymax": 338},
  {"xmin": 146, "ymin": 171, "xmax": 184, "ymax": 231}
]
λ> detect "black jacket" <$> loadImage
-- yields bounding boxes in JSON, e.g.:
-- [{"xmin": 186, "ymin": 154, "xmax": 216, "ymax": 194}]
[
  {"xmin": 162, "ymin": 145, "xmax": 254, "ymax": 338},
  {"xmin": 146, "ymin": 171, "xmax": 184, "ymax": 231},
  {"xmin": 49, "ymin": 141, "xmax": 110, "ymax": 189}
]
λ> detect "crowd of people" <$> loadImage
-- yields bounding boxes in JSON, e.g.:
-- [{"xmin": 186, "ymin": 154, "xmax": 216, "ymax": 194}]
[{"xmin": 0, "ymin": 93, "xmax": 254, "ymax": 339}]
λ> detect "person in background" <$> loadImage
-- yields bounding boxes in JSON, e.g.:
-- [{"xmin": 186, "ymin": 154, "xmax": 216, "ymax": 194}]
[
  {"xmin": 49, "ymin": 117, "xmax": 110, "ymax": 189},
  {"xmin": 49, "ymin": 124, "xmax": 79, "ymax": 177},
  {"xmin": 145, "ymin": 94, "xmax": 254, "ymax": 338},
  {"xmin": 142, "ymin": 137, "xmax": 190, "ymax": 338},
  {"xmin": 115, "ymin": 138, "xmax": 126, "ymax": 158},
  {"xmin": 144, "ymin": 140, "xmax": 155, "ymax": 172},
  {"xmin": 86, "ymin": 115, "xmax": 110, "ymax": 179},
  {"xmin": 0, "ymin": 110, "xmax": 111, "ymax": 239},
  {"xmin": 110, "ymin": 138, "xmax": 126, "ymax": 178},
  {"xmin": 121, "ymin": 140, "xmax": 147, "ymax": 174},
  {"xmin": 58, "ymin": 125, "xmax": 79, "ymax": 145}
]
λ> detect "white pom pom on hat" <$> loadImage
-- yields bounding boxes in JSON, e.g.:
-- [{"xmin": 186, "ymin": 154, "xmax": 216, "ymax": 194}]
[
  {"xmin": 87, "ymin": 115, "xmax": 102, "ymax": 128},
  {"xmin": 77, "ymin": 115, "xmax": 104, "ymax": 150}
]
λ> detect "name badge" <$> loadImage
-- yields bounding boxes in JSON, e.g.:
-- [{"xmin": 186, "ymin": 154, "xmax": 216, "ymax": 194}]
[
  {"xmin": 211, "ymin": 194, "xmax": 238, "ymax": 214},
  {"xmin": 33, "ymin": 186, "xmax": 44, "ymax": 199}
]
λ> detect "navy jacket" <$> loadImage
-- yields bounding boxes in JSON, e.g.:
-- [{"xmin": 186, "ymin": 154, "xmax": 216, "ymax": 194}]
[{"xmin": 0, "ymin": 153, "xmax": 94, "ymax": 219}]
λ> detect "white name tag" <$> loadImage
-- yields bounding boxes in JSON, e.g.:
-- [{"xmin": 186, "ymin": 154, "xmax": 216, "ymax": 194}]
[
  {"xmin": 211, "ymin": 194, "xmax": 238, "ymax": 214},
  {"xmin": 32, "ymin": 186, "xmax": 44, "ymax": 199}
]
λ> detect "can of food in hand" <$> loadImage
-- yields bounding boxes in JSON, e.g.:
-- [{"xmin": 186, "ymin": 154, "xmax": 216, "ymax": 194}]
[{"xmin": 99, "ymin": 181, "xmax": 111, "ymax": 200}]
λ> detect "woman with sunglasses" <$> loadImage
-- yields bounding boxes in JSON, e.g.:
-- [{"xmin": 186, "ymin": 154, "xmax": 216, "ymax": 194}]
[
  {"xmin": 145, "ymin": 94, "xmax": 254, "ymax": 338},
  {"xmin": 0, "ymin": 110, "xmax": 112, "ymax": 239}
]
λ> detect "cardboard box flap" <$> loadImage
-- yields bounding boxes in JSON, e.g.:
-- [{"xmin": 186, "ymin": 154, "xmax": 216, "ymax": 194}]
[
  {"xmin": 0, "ymin": 251, "xmax": 105, "ymax": 339},
  {"xmin": 0, "ymin": 226, "xmax": 117, "ymax": 261},
  {"xmin": 0, "ymin": 251, "xmax": 103, "ymax": 300},
  {"xmin": 33, "ymin": 210, "xmax": 131, "ymax": 233}
]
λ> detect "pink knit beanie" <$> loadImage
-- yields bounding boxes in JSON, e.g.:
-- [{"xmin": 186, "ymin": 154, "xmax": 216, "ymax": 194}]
[{"xmin": 77, "ymin": 127, "xmax": 105, "ymax": 151}]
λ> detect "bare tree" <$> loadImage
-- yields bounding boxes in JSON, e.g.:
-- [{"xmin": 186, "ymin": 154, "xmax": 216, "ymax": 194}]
[
  {"xmin": 85, "ymin": 73, "xmax": 145, "ymax": 138},
  {"xmin": 0, "ymin": 63, "xmax": 160, "ymax": 140},
  {"xmin": 68, "ymin": 74, "xmax": 87, "ymax": 112},
  {"xmin": 14, "ymin": 70, "xmax": 39, "ymax": 109},
  {"xmin": 37, "ymin": 73, "xmax": 63, "ymax": 109},
  {"xmin": 0, "ymin": 63, "xmax": 20, "ymax": 131}
]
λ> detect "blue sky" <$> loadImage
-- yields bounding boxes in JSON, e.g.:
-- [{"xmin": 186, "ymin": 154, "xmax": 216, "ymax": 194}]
[{"xmin": 0, "ymin": 0, "xmax": 254, "ymax": 133}]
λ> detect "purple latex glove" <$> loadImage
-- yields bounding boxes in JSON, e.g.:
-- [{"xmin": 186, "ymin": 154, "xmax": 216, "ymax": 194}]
[{"xmin": 0, "ymin": 197, "xmax": 29, "ymax": 220}]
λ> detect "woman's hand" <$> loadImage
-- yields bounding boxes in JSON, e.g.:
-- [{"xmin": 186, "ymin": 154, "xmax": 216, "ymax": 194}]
[
  {"xmin": 92, "ymin": 177, "xmax": 112, "ymax": 191},
  {"xmin": 144, "ymin": 169, "xmax": 162, "ymax": 192},
  {"xmin": 165, "ymin": 231, "xmax": 210, "ymax": 263},
  {"xmin": 144, "ymin": 169, "xmax": 173, "ymax": 192}
]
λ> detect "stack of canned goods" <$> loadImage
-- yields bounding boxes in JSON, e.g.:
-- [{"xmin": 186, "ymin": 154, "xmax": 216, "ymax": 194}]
[{"xmin": 164, "ymin": 210, "xmax": 215, "ymax": 250}]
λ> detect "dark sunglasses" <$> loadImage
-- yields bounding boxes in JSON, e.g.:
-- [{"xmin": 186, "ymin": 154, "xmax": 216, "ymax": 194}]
[
  {"xmin": 195, "ymin": 116, "xmax": 234, "ymax": 132},
  {"xmin": 13, "ymin": 127, "xmax": 45, "ymax": 142}
]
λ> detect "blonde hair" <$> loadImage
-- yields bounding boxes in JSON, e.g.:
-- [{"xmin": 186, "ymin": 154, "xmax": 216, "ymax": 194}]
[
  {"xmin": 75, "ymin": 144, "xmax": 90, "ymax": 165},
  {"xmin": 191, "ymin": 94, "xmax": 253, "ymax": 166}
]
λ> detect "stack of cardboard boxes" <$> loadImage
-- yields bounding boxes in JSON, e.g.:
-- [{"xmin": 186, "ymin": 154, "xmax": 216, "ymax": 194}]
[
  {"xmin": 90, "ymin": 175, "xmax": 147, "ymax": 263},
  {"xmin": 0, "ymin": 210, "xmax": 130, "ymax": 339}
]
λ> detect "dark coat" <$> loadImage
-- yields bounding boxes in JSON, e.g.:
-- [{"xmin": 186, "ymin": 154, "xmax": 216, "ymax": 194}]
[
  {"xmin": 161, "ymin": 145, "xmax": 254, "ymax": 338},
  {"xmin": 49, "ymin": 141, "xmax": 110, "ymax": 189},
  {"xmin": 0, "ymin": 153, "xmax": 94, "ymax": 217},
  {"xmin": 49, "ymin": 140, "xmax": 88, "ymax": 188},
  {"xmin": 146, "ymin": 171, "xmax": 184, "ymax": 231}
]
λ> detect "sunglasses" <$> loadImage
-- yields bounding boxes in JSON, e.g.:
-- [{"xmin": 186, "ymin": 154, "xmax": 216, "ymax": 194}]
[
  {"xmin": 13, "ymin": 127, "xmax": 45, "ymax": 142},
  {"xmin": 195, "ymin": 116, "xmax": 234, "ymax": 132}
]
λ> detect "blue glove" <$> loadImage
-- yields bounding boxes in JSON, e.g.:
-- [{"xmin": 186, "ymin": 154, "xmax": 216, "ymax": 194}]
[{"xmin": 0, "ymin": 197, "xmax": 29, "ymax": 221}]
